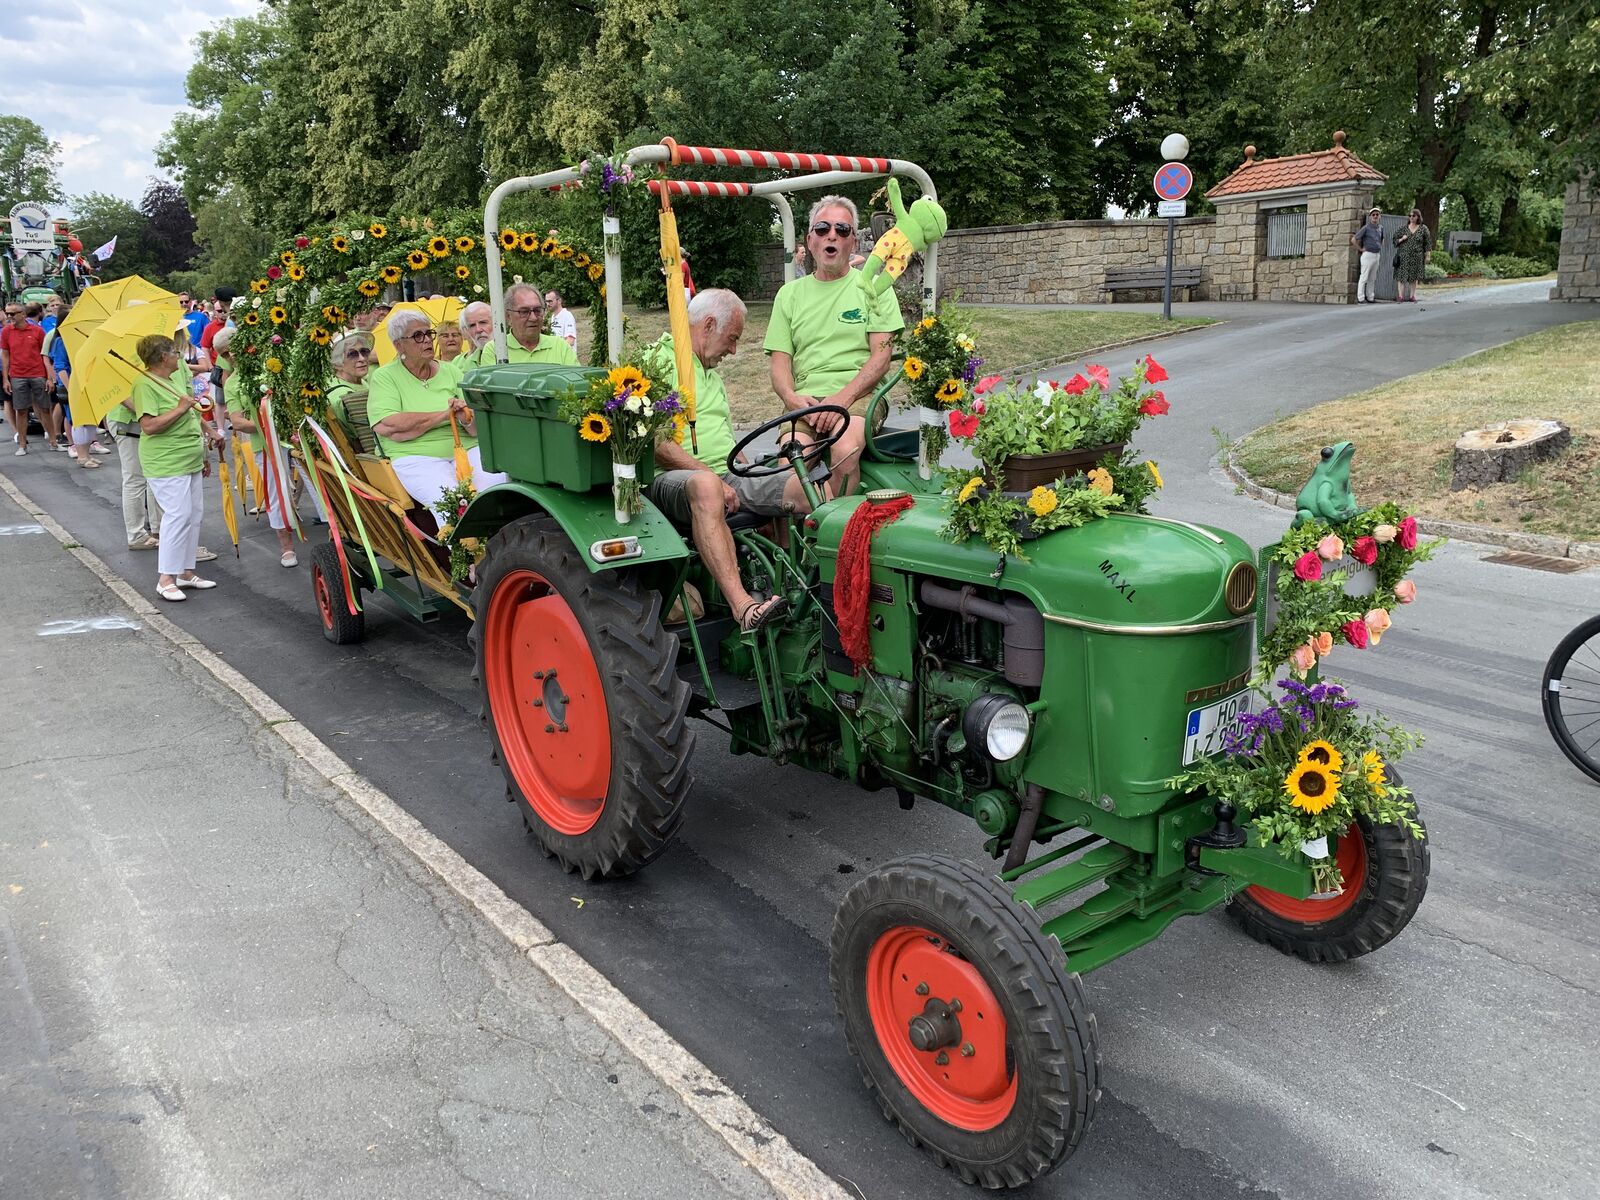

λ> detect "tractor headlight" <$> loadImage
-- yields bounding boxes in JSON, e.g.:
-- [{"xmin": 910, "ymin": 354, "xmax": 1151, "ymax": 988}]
[{"xmin": 964, "ymin": 694, "xmax": 1031, "ymax": 762}]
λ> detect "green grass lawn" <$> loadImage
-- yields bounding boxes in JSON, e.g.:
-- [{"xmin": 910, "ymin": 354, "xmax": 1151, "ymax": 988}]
[
  {"xmin": 1233, "ymin": 321, "xmax": 1600, "ymax": 541},
  {"xmin": 576, "ymin": 304, "xmax": 1213, "ymax": 424}
]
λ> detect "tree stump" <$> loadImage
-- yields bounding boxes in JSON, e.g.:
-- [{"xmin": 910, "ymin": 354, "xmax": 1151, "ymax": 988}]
[{"xmin": 1450, "ymin": 419, "xmax": 1571, "ymax": 490}]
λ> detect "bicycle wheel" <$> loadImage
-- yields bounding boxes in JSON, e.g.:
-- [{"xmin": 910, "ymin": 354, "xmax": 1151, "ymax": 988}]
[{"xmin": 1543, "ymin": 614, "xmax": 1600, "ymax": 784}]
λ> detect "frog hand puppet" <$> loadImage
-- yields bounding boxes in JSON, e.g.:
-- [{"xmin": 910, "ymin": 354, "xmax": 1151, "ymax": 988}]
[
  {"xmin": 1293, "ymin": 441, "xmax": 1359, "ymax": 526},
  {"xmin": 856, "ymin": 178, "xmax": 948, "ymax": 299}
]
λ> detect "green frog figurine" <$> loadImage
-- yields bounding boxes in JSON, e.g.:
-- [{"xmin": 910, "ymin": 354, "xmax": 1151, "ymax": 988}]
[{"xmin": 1293, "ymin": 441, "xmax": 1359, "ymax": 526}]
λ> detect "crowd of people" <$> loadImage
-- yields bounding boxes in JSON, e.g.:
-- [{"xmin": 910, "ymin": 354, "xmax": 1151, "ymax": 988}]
[{"xmin": 3, "ymin": 196, "xmax": 891, "ymax": 626}]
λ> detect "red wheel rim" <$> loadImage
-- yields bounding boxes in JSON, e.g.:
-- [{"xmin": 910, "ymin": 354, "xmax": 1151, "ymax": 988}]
[
  {"xmin": 1246, "ymin": 827, "xmax": 1368, "ymax": 922},
  {"xmin": 483, "ymin": 568, "xmax": 611, "ymax": 836},
  {"xmin": 865, "ymin": 925, "xmax": 1017, "ymax": 1132},
  {"xmin": 313, "ymin": 561, "xmax": 335, "ymax": 630}
]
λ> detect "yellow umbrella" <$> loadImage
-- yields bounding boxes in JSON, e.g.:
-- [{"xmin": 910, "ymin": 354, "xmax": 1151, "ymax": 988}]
[
  {"xmin": 371, "ymin": 296, "xmax": 465, "ymax": 365},
  {"xmin": 68, "ymin": 300, "xmax": 184, "ymax": 425},
  {"xmin": 58, "ymin": 276, "xmax": 177, "ymax": 362}
]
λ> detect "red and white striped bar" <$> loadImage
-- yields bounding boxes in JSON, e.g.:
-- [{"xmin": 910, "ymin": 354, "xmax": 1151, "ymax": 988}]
[
  {"xmin": 646, "ymin": 180, "xmax": 755, "ymax": 198},
  {"xmin": 667, "ymin": 144, "xmax": 890, "ymax": 174}
]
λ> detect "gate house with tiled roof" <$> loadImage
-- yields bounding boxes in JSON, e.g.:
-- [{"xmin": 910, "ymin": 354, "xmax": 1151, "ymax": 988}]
[{"xmin": 1203, "ymin": 132, "xmax": 1387, "ymax": 304}]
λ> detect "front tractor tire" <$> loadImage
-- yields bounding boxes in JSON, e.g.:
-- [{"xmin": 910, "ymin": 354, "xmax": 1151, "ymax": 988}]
[
  {"xmin": 472, "ymin": 515, "xmax": 693, "ymax": 880},
  {"xmin": 830, "ymin": 855, "xmax": 1100, "ymax": 1190},
  {"xmin": 1229, "ymin": 808, "xmax": 1430, "ymax": 963}
]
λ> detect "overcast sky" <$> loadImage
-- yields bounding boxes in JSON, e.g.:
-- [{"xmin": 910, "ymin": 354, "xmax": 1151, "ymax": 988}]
[{"xmin": 0, "ymin": 0, "xmax": 259, "ymax": 213}]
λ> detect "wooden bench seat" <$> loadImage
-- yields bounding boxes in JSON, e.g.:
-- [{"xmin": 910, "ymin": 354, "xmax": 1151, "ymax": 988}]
[{"xmin": 1102, "ymin": 265, "xmax": 1202, "ymax": 301}]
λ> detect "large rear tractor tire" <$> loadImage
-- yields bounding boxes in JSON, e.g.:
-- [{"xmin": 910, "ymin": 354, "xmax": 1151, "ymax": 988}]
[
  {"xmin": 311, "ymin": 541, "xmax": 366, "ymax": 645},
  {"xmin": 830, "ymin": 855, "xmax": 1100, "ymax": 1189},
  {"xmin": 1229, "ymin": 806, "xmax": 1429, "ymax": 963},
  {"xmin": 471, "ymin": 515, "xmax": 693, "ymax": 880}
]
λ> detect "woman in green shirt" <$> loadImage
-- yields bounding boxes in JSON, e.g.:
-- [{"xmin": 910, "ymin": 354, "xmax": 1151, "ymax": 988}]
[
  {"xmin": 365, "ymin": 309, "xmax": 506, "ymax": 509},
  {"xmin": 133, "ymin": 334, "xmax": 219, "ymax": 601}
]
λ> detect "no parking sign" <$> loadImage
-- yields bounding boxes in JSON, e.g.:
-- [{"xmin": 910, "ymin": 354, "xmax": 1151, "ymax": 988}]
[{"xmin": 1153, "ymin": 163, "xmax": 1193, "ymax": 202}]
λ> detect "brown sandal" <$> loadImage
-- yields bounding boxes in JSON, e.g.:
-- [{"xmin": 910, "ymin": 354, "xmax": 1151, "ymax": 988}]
[{"xmin": 737, "ymin": 594, "xmax": 789, "ymax": 633}]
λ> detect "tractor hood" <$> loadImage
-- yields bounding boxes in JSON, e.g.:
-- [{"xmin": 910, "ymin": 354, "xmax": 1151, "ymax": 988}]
[{"xmin": 814, "ymin": 496, "xmax": 1257, "ymax": 630}]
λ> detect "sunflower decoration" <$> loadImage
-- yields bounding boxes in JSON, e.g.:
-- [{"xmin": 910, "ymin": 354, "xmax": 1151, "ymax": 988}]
[
  {"xmin": 331, "ymin": 234, "xmax": 351, "ymax": 253},
  {"xmin": 455, "ymin": 235, "xmax": 476, "ymax": 253},
  {"xmin": 1362, "ymin": 750, "xmax": 1388, "ymax": 793},
  {"xmin": 912, "ymin": 315, "xmax": 936, "ymax": 338},
  {"xmin": 380, "ymin": 265, "xmax": 402, "ymax": 284},
  {"xmin": 250, "ymin": 278, "xmax": 270, "ymax": 294},
  {"xmin": 498, "ymin": 228, "xmax": 519, "ymax": 250},
  {"xmin": 935, "ymin": 378, "xmax": 964, "ymax": 405},
  {"xmin": 243, "ymin": 311, "xmax": 260, "ymax": 326},
  {"xmin": 357, "ymin": 279, "xmax": 381, "ymax": 298},
  {"xmin": 539, "ymin": 236, "xmax": 558, "ymax": 256},
  {"xmin": 279, "ymin": 250, "xmax": 296, "ymax": 265},
  {"xmin": 288, "ymin": 263, "xmax": 306, "ymax": 282},
  {"xmin": 671, "ymin": 412, "xmax": 688, "ymax": 444},
  {"xmin": 455, "ymin": 265, "xmax": 471, "ymax": 280},
  {"xmin": 265, "ymin": 356, "xmax": 284, "ymax": 375},
  {"xmin": 579, "ymin": 413, "xmax": 612, "ymax": 443},
  {"xmin": 957, "ymin": 476, "xmax": 985, "ymax": 504},
  {"xmin": 1027, "ymin": 486, "xmax": 1058, "ymax": 518},
  {"xmin": 1298, "ymin": 740, "xmax": 1345, "ymax": 777},
  {"xmin": 588, "ymin": 263, "xmax": 605, "ymax": 282},
  {"xmin": 428, "ymin": 236, "xmax": 451, "ymax": 258},
  {"xmin": 555, "ymin": 244, "xmax": 575, "ymax": 260},
  {"xmin": 268, "ymin": 305, "xmax": 288, "ymax": 325},
  {"xmin": 369, "ymin": 222, "xmax": 387, "ymax": 238},
  {"xmin": 300, "ymin": 382, "xmax": 323, "ymax": 400},
  {"xmin": 607, "ymin": 365, "xmax": 649, "ymax": 397},
  {"xmin": 1284, "ymin": 760, "xmax": 1339, "ymax": 814},
  {"xmin": 517, "ymin": 232, "xmax": 539, "ymax": 253},
  {"xmin": 406, "ymin": 250, "xmax": 430, "ymax": 271},
  {"xmin": 903, "ymin": 356, "xmax": 926, "ymax": 381},
  {"xmin": 307, "ymin": 326, "xmax": 332, "ymax": 346},
  {"xmin": 322, "ymin": 304, "xmax": 347, "ymax": 325},
  {"xmin": 573, "ymin": 253, "xmax": 590, "ymax": 269}
]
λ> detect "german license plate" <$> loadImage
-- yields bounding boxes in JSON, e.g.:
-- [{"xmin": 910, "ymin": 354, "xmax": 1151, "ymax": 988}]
[{"xmin": 1183, "ymin": 692, "xmax": 1252, "ymax": 765}]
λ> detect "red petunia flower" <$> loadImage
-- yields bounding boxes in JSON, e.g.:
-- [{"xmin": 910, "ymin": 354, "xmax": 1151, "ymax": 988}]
[
  {"xmin": 1063, "ymin": 373, "xmax": 1091, "ymax": 395},
  {"xmin": 294, "ymin": 236, "xmax": 310, "ymax": 249},
  {"xmin": 948, "ymin": 409, "xmax": 980, "ymax": 438},
  {"xmin": 1144, "ymin": 355, "xmax": 1168, "ymax": 384},
  {"xmin": 1397, "ymin": 515, "xmax": 1418, "ymax": 551},
  {"xmin": 1293, "ymin": 551, "xmax": 1322, "ymax": 582},
  {"xmin": 1350, "ymin": 535, "xmax": 1378, "ymax": 565},
  {"xmin": 974, "ymin": 374, "xmax": 1003, "ymax": 395},
  {"xmin": 1086, "ymin": 364, "xmax": 1110, "ymax": 390},
  {"xmin": 1140, "ymin": 391, "xmax": 1170, "ymax": 416},
  {"xmin": 266, "ymin": 265, "xmax": 282, "ymax": 280},
  {"xmin": 1342, "ymin": 618, "xmax": 1369, "ymax": 649}
]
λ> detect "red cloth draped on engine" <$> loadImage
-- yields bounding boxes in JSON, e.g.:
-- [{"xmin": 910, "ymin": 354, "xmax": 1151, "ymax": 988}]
[{"xmin": 833, "ymin": 495, "xmax": 915, "ymax": 671}]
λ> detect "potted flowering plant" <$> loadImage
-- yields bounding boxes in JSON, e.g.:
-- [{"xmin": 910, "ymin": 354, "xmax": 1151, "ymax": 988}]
[
  {"xmin": 938, "ymin": 355, "xmax": 1172, "ymax": 556},
  {"xmin": 1259, "ymin": 503, "xmax": 1436, "ymax": 680},
  {"xmin": 899, "ymin": 308, "xmax": 982, "ymax": 477},
  {"xmin": 1171, "ymin": 679, "xmax": 1426, "ymax": 894},
  {"xmin": 560, "ymin": 350, "xmax": 683, "ymax": 523}
]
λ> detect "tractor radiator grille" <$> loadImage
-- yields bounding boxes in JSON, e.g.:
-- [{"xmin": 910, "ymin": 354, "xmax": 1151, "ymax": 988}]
[{"xmin": 1225, "ymin": 561, "xmax": 1258, "ymax": 614}]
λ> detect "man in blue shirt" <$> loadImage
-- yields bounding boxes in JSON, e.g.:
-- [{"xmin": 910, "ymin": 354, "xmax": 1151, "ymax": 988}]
[
  {"xmin": 1350, "ymin": 207, "xmax": 1385, "ymax": 303},
  {"xmin": 179, "ymin": 294, "xmax": 210, "ymax": 348}
]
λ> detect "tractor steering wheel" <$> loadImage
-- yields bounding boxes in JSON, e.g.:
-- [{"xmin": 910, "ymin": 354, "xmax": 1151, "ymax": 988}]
[{"xmin": 726, "ymin": 404, "xmax": 852, "ymax": 479}]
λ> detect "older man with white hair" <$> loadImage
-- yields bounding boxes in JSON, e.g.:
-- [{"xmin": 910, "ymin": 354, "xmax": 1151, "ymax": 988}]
[
  {"xmin": 459, "ymin": 301, "xmax": 493, "ymax": 352},
  {"xmin": 463, "ymin": 284, "xmax": 578, "ymax": 368},
  {"xmin": 647, "ymin": 288, "xmax": 801, "ymax": 633},
  {"xmin": 763, "ymin": 193, "xmax": 900, "ymax": 498}
]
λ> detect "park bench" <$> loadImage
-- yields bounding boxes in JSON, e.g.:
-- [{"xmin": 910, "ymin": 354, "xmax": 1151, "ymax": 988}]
[{"xmin": 1102, "ymin": 264, "xmax": 1202, "ymax": 301}]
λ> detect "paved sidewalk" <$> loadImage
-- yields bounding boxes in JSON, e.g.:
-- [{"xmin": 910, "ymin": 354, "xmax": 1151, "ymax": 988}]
[{"xmin": 0, "ymin": 487, "xmax": 781, "ymax": 1200}]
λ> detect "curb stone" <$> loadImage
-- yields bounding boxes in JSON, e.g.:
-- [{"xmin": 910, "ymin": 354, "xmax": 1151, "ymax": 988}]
[{"xmin": 1223, "ymin": 449, "xmax": 1594, "ymax": 561}]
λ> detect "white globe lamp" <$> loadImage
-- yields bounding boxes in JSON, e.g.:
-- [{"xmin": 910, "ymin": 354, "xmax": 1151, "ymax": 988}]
[{"xmin": 1160, "ymin": 133, "xmax": 1190, "ymax": 162}]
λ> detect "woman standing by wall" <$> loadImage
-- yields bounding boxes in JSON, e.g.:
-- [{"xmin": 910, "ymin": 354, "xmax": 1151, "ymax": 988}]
[{"xmin": 1392, "ymin": 208, "xmax": 1433, "ymax": 303}]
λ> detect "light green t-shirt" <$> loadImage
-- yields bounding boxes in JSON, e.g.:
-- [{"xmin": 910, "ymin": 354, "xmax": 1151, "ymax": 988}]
[
  {"xmin": 225, "ymin": 372, "xmax": 266, "ymax": 454},
  {"xmin": 763, "ymin": 268, "xmax": 904, "ymax": 399},
  {"xmin": 465, "ymin": 336, "xmax": 578, "ymax": 369},
  {"xmin": 364, "ymin": 358, "xmax": 475, "ymax": 460},
  {"xmin": 132, "ymin": 373, "xmax": 205, "ymax": 478},
  {"xmin": 649, "ymin": 333, "xmax": 735, "ymax": 473}
]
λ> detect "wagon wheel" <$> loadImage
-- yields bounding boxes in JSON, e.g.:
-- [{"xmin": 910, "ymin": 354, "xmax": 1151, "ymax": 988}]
[
  {"xmin": 1229, "ymin": 800, "xmax": 1429, "ymax": 963},
  {"xmin": 310, "ymin": 541, "xmax": 365, "ymax": 644},
  {"xmin": 829, "ymin": 854, "xmax": 1100, "ymax": 1189},
  {"xmin": 1542, "ymin": 614, "xmax": 1600, "ymax": 784},
  {"xmin": 470, "ymin": 514, "xmax": 694, "ymax": 880}
]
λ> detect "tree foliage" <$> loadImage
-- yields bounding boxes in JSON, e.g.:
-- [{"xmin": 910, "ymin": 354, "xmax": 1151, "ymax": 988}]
[{"xmin": 0, "ymin": 115, "xmax": 64, "ymax": 211}]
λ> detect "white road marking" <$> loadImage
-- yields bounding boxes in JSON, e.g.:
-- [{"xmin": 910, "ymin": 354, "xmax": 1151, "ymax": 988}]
[
  {"xmin": 38, "ymin": 617, "xmax": 143, "ymax": 637},
  {"xmin": 0, "ymin": 523, "xmax": 44, "ymax": 535}
]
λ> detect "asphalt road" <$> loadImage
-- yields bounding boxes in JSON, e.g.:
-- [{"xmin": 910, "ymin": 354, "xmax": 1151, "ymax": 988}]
[{"xmin": 9, "ymin": 282, "xmax": 1599, "ymax": 1200}]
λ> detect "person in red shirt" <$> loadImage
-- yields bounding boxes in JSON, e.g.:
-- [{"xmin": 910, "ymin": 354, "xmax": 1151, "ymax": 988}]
[
  {"xmin": 199, "ymin": 287, "xmax": 237, "ymax": 355},
  {"xmin": 2, "ymin": 302, "xmax": 62, "ymax": 455}
]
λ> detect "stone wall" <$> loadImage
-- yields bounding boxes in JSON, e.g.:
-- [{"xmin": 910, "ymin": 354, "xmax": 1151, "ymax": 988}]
[
  {"xmin": 1553, "ymin": 177, "xmax": 1600, "ymax": 301},
  {"xmin": 754, "ymin": 244, "xmax": 788, "ymax": 301},
  {"xmin": 1214, "ymin": 188, "xmax": 1372, "ymax": 304}
]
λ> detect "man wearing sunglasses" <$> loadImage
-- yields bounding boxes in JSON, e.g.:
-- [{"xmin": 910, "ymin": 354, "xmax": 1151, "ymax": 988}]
[
  {"xmin": 764, "ymin": 195, "xmax": 902, "ymax": 498},
  {"xmin": 464, "ymin": 283, "xmax": 578, "ymax": 368}
]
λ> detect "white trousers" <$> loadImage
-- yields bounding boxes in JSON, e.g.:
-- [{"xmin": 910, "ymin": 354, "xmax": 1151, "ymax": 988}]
[
  {"xmin": 146, "ymin": 472, "xmax": 204, "ymax": 576},
  {"xmin": 253, "ymin": 451, "xmax": 287, "ymax": 531},
  {"xmin": 112, "ymin": 425, "xmax": 162, "ymax": 543},
  {"xmin": 390, "ymin": 447, "xmax": 507, "ymax": 510},
  {"xmin": 1358, "ymin": 250, "xmax": 1380, "ymax": 301}
]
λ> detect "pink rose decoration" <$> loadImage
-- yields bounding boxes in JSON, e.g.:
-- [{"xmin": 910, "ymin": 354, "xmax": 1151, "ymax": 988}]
[
  {"xmin": 266, "ymin": 265, "xmax": 282, "ymax": 280},
  {"xmin": 974, "ymin": 374, "xmax": 1003, "ymax": 395},
  {"xmin": 1290, "ymin": 643, "xmax": 1316, "ymax": 675},
  {"xmin": 1317, "ymin": 534, "xmax": 1345, "ymax": 561},
  {"xmin": 1365, "ymin": 608, "xmax": 1392, "ymax": 645},
  {"xmin": 1342, "ymin": 618, "xmax": 1369, "ymax": 649},
  {"xmin": 1087, "ymin": 364, "xmax": 1111, "ymax": 390},
  {"xmin": 1398, "ymin": 516, "xmax": 1418, "ymax": 551},
  {"xmin": 1063, "ymin": 373, "xmax": 1092, "ymax": 395},
  {"xmin": 1312, "ymin": 631, "xmax": 1333, "ymax": 657},
  {"xmin": 1394, "ymin": 579, "xmax": 1417, "ymax": 604},
  {"xmin": 270, "ymin": 335, "xmax": 282, "ymax": 345},
  {"xmin": 1372, "ymin": 523, "xmax": 1397, "ymax": 543},
  {"xmin": 294, "ymin": 236, "xmax": 310, "ymax": 249},
  {"xmin": 1293, "ymin": 551, "xmax": 1323, "ymax": 582},
  {"xmin": 1350, "ymin": 535, "xmax": 1378, "ymax": 565},
  {"xmin": 972, "ymin": 399, "xmax": 985, "ymax": 415}
]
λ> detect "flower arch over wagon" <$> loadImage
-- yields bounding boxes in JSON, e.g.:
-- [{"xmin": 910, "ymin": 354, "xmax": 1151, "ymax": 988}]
[{"xmin": 230, "ymin": 215, "xmax": 609, "ymax": 439}]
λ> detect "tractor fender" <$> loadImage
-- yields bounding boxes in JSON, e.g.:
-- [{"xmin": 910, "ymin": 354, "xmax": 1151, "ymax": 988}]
[{"xmin": 453, "ymin": 480, "xmax": 691, "ymax": 574}]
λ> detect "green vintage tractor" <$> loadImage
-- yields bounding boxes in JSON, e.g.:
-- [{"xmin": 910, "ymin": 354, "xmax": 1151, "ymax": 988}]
[{"xmin": 448, "ymin": 144, "xmax": 1429, "ymax": 1189}]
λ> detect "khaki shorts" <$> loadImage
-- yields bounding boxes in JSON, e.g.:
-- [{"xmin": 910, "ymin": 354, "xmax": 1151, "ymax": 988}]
[{"xmin": 647, "ymin": 469, "xmax": 792, "ymax": 523}]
